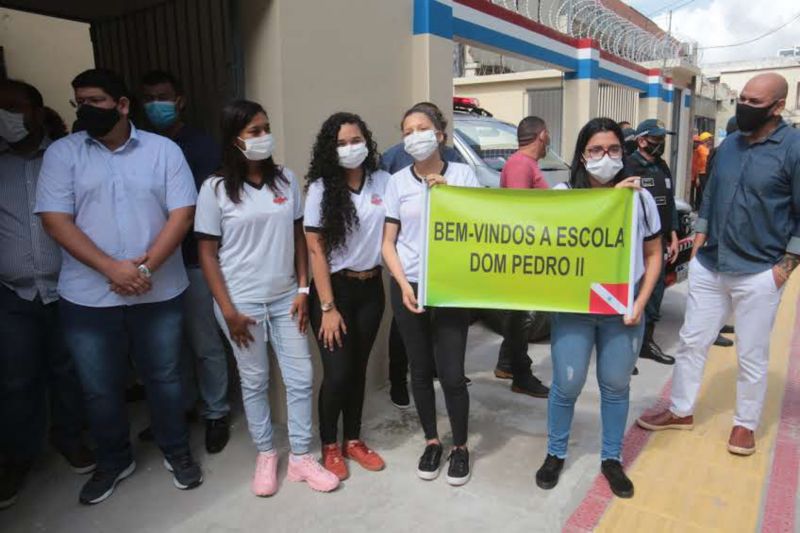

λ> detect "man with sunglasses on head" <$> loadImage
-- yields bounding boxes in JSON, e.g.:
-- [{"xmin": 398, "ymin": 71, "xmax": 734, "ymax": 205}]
[{"xmin": 623, "ymin": 119, "xmax": 679, "ymax": 368}]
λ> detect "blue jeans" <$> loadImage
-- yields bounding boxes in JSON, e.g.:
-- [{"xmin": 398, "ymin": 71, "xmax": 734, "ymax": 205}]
[
  {"xmin": 214, "ymin": 291, "xmax": 313, "ymax": 455},
  {"xmin": 645, "ymin": 249, "xmax": 667, "ymax": 324},
  {"xmin": 60, "ymin": 296, "xmax": 189, "ymax": 470},
  {"xmin": 181, "ymin": 267, "xmax": 230, "ymax": 419},
  {"xmin": 0, "ymin": 286, "xmax": 85, "ymax": 464},
  {"xmin": 547, "ymin": 312, "xmax": 644, "ymax": 461}
]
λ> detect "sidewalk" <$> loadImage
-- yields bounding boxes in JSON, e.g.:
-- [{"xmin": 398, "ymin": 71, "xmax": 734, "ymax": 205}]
[
  {"xmin": 1, "ymin": 280, "xmax": 796, "ymax": 532},
  {"xmin": 567, "ymin": 275, "xmax": 800, "ymax": 533}
]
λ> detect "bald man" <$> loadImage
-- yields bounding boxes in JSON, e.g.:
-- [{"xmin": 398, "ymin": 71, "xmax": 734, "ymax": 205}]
[{"xmin": 638, "ymin": 73, "xmax": 800, "ymax": 456}]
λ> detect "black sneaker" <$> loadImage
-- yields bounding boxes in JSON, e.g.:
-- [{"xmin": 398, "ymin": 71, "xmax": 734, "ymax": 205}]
[
  {"xmin": 446, "ymin": 447, "xmax": 471, "ymax": 486},
  {"xmin": 601, "ymin": 459, "xmax": 634, "ymax": 498},
  {"xmin": 390, "ymin": 384, "xmax": 411, "ymax": 410},
  {"xmin": 205, "ymin": 417, "xmax": 230, "ymax": 454},
  {"xmin": 713, "ymin": 334, "xmax": 734, "ymax": 347},
  {"xmin": 138, "ymin": 425, "xmax": 154, "ymax": 442},
  {"xmin": 720, "ymin": 324, "xmax": 735, "ymax": 334},
  {"xmin": 511, "ymin": 374, "xmax": 550, "ymax": 398},
  {"xmin": 163, "ymin": 454, "xmax": 203, "ymax": 490},
  {"xmin": 535, "ymin": 454, "xmax": 564, "ymax": 490},
  {"xmin": 0, "ymin": 461, "xmax": 30, "ymax": 511},
  {"xmin": 57, "ymin": 444, "xmax": 97, "ymax": 475},
  {"xmin": 416, "ymin": 443, "xmax": 443, "ymax": 481},
  {"xmin": 465, "ymin": 377, "xmax": 472, "ymax": 386},
  {"xmin": 79, "ymin": 461, "xmax": 136, "ymax": 505},
  {"xmin": 632, "ymin": 366, "xmax": 639, "ymax": 376}
]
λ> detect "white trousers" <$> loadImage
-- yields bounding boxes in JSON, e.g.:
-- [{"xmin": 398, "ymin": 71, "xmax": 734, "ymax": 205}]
[{"xmin": 670, "ymin": 257, "xmax": 785, "ymax": 430}]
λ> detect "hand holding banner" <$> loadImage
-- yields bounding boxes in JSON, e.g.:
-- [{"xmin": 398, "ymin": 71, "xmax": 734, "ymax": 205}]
[{"xmin": 418, "ymin": 186, "xmax": 638, "ymax": 315}]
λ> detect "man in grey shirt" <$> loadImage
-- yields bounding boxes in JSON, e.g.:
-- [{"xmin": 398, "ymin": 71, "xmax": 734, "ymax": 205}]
[
  {"xmin": 638, "ymin": 73, "xmax": 800, "ymax": 456},
  {"xmin": 0, "ymin": 80, "xmax": 95, "ymax": 510}
]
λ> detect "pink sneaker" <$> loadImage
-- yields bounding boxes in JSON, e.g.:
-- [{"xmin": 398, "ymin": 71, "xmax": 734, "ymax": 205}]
[
  {"xmin": 252, "ymin": 451, "xmax": 278, "ymax": 497},
  {"xmin": 286, "ymin": 454, "xmax": 340, "ymax": 492}
]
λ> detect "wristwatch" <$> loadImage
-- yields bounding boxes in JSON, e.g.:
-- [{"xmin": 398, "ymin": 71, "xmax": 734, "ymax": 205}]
[
  {"xmin": 321, "ymin": 301, "xmax": 336, "ymax": 312},
  {"xmin": 297, "ymin": 286, "xmax": 310, "ymax": 295},
  {"xmin": 137, "ymin": 264, "xmax": 152, "ymax": 279}
]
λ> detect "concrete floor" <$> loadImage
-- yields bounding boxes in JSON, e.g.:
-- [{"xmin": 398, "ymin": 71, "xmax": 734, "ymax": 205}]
[{"xmin": 0, "ymin": 286, "xmax": 688, "ymax": 533}]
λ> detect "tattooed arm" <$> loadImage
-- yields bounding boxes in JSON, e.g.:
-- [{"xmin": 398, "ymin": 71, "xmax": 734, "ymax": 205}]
[{"xmin": 773, "ymin": 253, "xmax": 800, "ymax": 289}]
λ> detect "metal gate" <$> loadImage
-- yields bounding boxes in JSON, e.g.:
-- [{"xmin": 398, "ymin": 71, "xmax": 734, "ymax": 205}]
[
  {"xmin": 90, "ymin": 0, "xmax": 241, "ymax": 139},
  {"xmin": 598, "ymin": 83, "xmax": 638, "ymax": 125},
  {"xmin": 527, "ymin": 87, "xmax": 563, "ymax": 157}
]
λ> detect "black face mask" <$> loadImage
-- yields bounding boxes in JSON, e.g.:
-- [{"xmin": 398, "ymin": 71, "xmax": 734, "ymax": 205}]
[
  {"xmin": 75, "ymin": 104, "xmax": 120, "ymax": 138},
  {"xmin": 642, "ymin": 139, "xmax": 665, "ymax": 158},
  {"xmin": 735, "ymin": 101, "xmax": 776, "ymax": 133}
]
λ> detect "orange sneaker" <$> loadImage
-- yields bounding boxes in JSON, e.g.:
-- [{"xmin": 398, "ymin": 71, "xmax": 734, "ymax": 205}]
[
  {"xmin": 321, "ymin": 444, "xmax": 349, "ymax": 480},
  {"xmin": 344, "ymin": 440, "xmax": 385, "ymax": 472}
]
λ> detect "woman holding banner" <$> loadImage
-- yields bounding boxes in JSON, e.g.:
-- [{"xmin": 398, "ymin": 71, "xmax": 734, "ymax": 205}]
[
  {"xmin": 535, "ymin": 117, "xmax": 662, "ymax": 498},
  {"xmin": 304, "ymin": 112, "xmax": 390, "ymax": 480},
  {"xmin": 382, "ymin": 103, "xmax": 479, "ymax": 486}
]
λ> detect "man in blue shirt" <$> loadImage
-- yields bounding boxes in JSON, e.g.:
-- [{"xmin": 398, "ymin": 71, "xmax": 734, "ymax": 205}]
[
  {"xmin": 638, "ymin": 73, "xmax": 800, "ymax": 457},
  {"xmin": 141, "ymin": 70, "xmax": 230, "ymax": 455},
  {"xmin": 35, "ymin": 69, "xmax": 203, "ymax": 504},
  {"xmin": 0, "ymin": 80, "xmax": 94, "ymax": 510}
]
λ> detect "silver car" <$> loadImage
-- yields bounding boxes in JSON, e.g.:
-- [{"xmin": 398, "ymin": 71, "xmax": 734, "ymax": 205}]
[{"xmin": 452, "ymin": 112, "xmax": 570, "ymax": 188}]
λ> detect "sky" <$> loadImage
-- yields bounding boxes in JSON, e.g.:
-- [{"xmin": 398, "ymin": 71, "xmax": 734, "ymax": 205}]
[{"xmin": 624, "ymin": 0, "xmax": 800, "ymax": 64}]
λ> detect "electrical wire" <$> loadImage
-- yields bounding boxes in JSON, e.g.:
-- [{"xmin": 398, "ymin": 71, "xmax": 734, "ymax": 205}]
[
  {"xmin": 700, "ymin": 10, "xmax": 800, "ymax": 49},
  {"xmin": 646, "ymin": 0, "xmax": 696, "ymax": 17}
]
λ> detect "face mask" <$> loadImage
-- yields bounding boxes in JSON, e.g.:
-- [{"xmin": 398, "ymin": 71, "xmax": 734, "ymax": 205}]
[
  {"xmin": 0, "ymin": 109, "xmax": 29, "ymax": 143},
  {"xmin": 76, "ymin": 104, "xmax": 121, "ymax": 138},
  {"xmin": 238, "ymin": 133, "xmax": 274, "ymax": 161},
  {"xmin": 404, "ymin": 129, "xmax": 440, "ymax": 161},
  {"xmin": 735, "ymin": 101, "xmax": 776, "ymax": 134},
  {"xmin": 585, "ymin": 154, "xmax": 624, "ymax": 184},
  {"xmin": 144, "ymin": 101, "xmax": 178, "ymax": 130},
  {"xmin": 642, "ymin": 139, "xmax": 665, "ymax": 158},
  {"xmin": 337, "ymin": 142, "xmax": 368, "ymax": 169}
]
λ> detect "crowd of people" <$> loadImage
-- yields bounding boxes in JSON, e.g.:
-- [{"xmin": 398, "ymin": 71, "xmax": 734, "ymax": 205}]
[{"xmin": 0, "ymin": 66, "xmax": 797, "ymax": 511}]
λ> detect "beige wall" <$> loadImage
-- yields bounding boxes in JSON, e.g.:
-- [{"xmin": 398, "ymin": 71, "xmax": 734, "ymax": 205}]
[
  {"xmin": 454, "ymin": 71, "xmax": 562, "ymax": 126},
  {"xmin": 240, "ymin": 0, "xmax": 423, "ymax": 413},
  {"xmin": 720, "ymin": 66, "xmax": 800, "ymax": 113},
  {"xmin": 0, "ymin": 8, "xmax": 94, "ymax": 125}
]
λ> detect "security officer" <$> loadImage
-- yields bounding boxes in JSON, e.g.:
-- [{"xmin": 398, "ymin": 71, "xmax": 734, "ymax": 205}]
[{"xmin": 624, "ymin": 119, "xmax": 679, "ymax": 366}]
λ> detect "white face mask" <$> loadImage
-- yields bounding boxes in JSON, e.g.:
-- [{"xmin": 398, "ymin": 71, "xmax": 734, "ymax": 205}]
[
  {"xmin": 585, "ymin": 154, "xmax": 624, "ymax": 184},
  {"xmin": 238, "ymin": 134, "xmax": 274, "ymax": 161},
  {"xmin": 0, "ymin": 109, "xmax": 29, "ymax": 143},
  {"xmin": 337, "ymin": 142, "xmax": 369, "ymax": 169},
  {"xmin": 404, "ymin": 129, "xmax": 440, "ymax": 162}
]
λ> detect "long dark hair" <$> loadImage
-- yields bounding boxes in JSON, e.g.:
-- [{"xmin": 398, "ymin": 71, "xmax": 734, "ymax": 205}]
[
  {"xmin": 568, "ymin": 117, "xmax": 625, "ymax": 189},
  {"xmin": 218, "ymin": 100, "xmax": 286, "ymax": 203},
  {"xmin": 306, "ymin": 112, "xmax": 379, "ymax": 258}
]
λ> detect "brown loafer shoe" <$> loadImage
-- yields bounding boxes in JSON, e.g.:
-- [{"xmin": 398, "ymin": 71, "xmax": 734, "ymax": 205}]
[
  {"xmin": 636, "ymin": 409, "xmax": 694, "ymax": 431},
  {"xmin": 727, "ymin": 426, "xmax": 755, "ymax": 456}
]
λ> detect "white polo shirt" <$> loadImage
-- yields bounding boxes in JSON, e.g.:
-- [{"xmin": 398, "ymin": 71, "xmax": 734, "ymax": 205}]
[
  {"xmin": 195, "ymin": 168, "xmax": 303, "ymax": 304},
  {"xmin": 553, "ymin": 183, "xmax": 661, "ymax": 282},
  {"xmin": 385, "ymin": 162, "xmax": 480, "ymax": 283},
  {"xmin": 304, "ymin": 170, "xmax": 390, "ymax": 273}
]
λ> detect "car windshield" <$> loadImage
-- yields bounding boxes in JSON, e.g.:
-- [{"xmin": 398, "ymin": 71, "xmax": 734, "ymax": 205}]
[{"xmin": 454, "ymin": 117, "xmax": 568, "ymax": 171}]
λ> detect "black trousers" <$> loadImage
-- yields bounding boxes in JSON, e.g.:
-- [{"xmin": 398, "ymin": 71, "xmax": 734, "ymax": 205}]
[
  {"xmin": 496, "ymin": 310, "xmax": 534, "ymax": 378},
  {"xmin": 310, "ymin": 274, "xmax": 384, "ymax": 444},
  {"xmin": 390, "ymin": 279, "xmax": 470, "ymax": 446},
  {"xmin": 388, "ymin": 319, "xmax": 408, "ymax": 388}
]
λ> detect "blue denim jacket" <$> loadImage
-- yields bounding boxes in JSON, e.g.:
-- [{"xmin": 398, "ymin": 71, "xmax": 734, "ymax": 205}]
[{"xmin": 696, "ymin": 122, "xmax": 800, "ymax": 274}]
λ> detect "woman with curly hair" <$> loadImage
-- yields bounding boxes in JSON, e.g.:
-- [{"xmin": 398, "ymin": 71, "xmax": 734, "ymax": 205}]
[
  {"xmin": 382, "ymin": 103, "xmax": 479, "ymax": 486},
  {"xmin": 304, "ymin": 112, "xmax": 390, "ymax": 480},
  {"xmin": 196, "ymin": 100, "xmax": 339, "ymax": 496}
]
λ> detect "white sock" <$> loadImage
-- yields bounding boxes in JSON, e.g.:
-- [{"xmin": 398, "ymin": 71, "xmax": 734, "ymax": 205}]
[
  {"xmin": 290, "ymin": 453, "xmax": 310, "ymax": 463},
  {"xmin": 259, "ymin": 449, "xmax": 277, "ymax": 457}
]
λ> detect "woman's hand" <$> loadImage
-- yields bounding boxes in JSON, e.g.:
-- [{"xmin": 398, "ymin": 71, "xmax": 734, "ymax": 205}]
[
  {"xmin": 401, "ymin": 283, "xmax": 423, "ymax": 314},
  {"xmin": 615, "ymin": 176, "xmax": 642, "ymax": 190},
  {"xmin": 290, "ymin": 294, "xmax": 309, "ymax": 334},
  {"xmin": 224, "ymin": 310, "xmax": 257, "ymax": 348},
  {"xmin": 426, "ymin": 174, "xmax": 447, "ymax": 188},
  {"xmin": 319, "ymin": 308, "xmax": 348, "ymax": 350},
  {"xmin": 623, "ymin": 300, "xmax": 645, "ymax": 326}
]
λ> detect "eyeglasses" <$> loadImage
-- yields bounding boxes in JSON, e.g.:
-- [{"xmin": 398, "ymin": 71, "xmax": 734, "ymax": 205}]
[
  {"xmin": 584, "ymin": 144, "xmax": 623, "ymax": 161},
  {"xmin": 69, "ymin": 96, "xmax": 111, "ymax": 109}
]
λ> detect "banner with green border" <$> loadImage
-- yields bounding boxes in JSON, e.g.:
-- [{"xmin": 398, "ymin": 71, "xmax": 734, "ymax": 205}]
[{"xmin": 418, "ymin": 186, "xmax": 638, "ymax": 315}]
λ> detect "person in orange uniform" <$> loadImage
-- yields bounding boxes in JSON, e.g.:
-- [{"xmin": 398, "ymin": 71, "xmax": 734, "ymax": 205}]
[{"xmin": 690, "ymin": 132, "xmax": 712, "ymax": 211}]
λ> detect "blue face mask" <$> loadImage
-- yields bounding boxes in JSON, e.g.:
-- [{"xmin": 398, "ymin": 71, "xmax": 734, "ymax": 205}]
[{"xmin": 144, "ymin": 101, "xmax": 178, "ymax": 130}]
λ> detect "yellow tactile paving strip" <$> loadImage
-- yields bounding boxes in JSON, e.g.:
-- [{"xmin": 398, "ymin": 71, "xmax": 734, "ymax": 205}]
[{"xmin": 595, "ymin": 276, "xmax": 799, "ymax": 533}]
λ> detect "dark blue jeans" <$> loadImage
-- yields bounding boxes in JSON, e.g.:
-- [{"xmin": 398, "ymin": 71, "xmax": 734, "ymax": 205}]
[
  {"xmin": 645, "ymin": 249, "xmax": 667, "ymax": 324},
  {"xmin": 60, "ymin": 295, "xmax": 189, "ymax": 471},
  {"xmin": 0, "ymin": 286, "xmax": 85, "ymax": 465}
]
